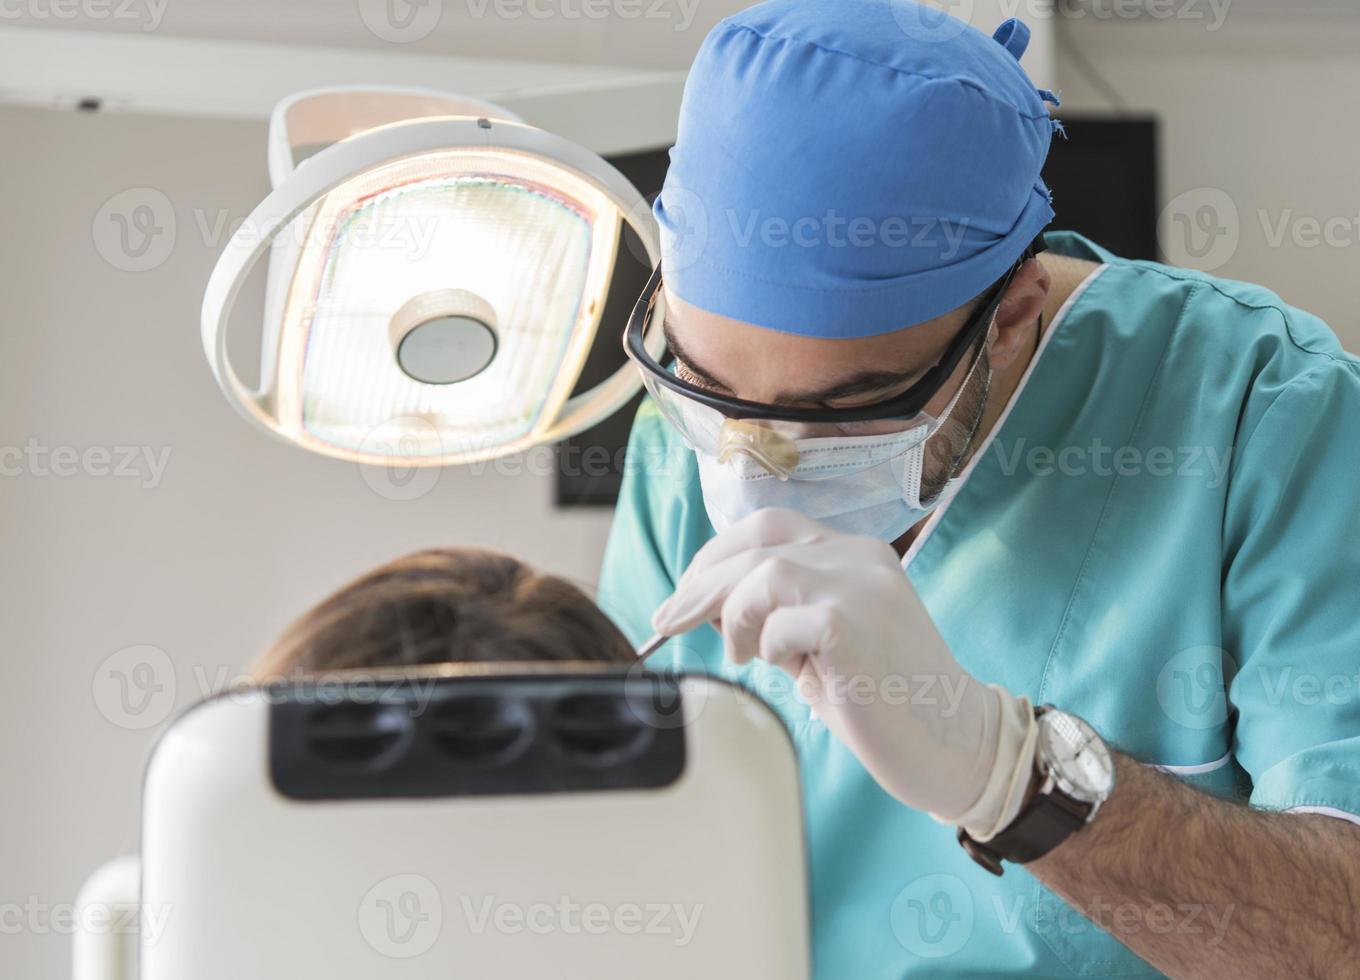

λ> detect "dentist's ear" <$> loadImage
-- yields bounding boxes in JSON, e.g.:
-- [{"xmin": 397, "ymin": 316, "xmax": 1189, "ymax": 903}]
[{"xmin": 988, "ymin": 256, "xmax": 1052, "ymax": 371}]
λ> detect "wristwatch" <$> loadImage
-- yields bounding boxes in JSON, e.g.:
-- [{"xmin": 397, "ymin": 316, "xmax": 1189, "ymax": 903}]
[{"xmin": 958, "ymin": 705, "xmax": 1115, "ymax": 876}]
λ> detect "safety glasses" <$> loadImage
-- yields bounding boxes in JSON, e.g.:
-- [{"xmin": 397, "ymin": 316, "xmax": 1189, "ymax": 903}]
[{"xmin": 623, "ymin": 244, "xmax": 1036, "ymax": 474}]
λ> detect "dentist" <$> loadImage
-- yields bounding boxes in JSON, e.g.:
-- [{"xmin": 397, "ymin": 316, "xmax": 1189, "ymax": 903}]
[{"xmin": 600, "ymin": 1, "xmax": 1360, "ymax": 977}]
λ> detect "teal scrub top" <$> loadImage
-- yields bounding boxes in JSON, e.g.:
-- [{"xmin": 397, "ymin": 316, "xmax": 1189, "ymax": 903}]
[{"xmin": 598, "ymin": 232, "xmax": 1360, "ymax": 978}]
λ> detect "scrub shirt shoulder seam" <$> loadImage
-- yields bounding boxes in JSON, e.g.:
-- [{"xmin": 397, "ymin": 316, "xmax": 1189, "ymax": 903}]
[
  {"xmin": 1036, "ymin": 279, "xmax": 1200, "ymax": 704},
  {"xmin": 1121, "ymin": 260, "xmax": 1355, "ymax": 363},
  {"xmin": 1231, "ymin": 360, "xmax": 1359, "ymax": 467},
  {"xmin": 715, "ymin": 23, "xmax": 1054, "ymax": 121}
]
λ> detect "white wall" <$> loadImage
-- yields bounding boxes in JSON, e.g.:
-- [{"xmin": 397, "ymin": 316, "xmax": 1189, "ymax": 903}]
[
  {"xmin": 0, "ymin": 104, "xmax": 620, "ymax": 977},
  {"xmin": 1054, "ymin": 11, "xmax": 1360, "ymax": 349}
]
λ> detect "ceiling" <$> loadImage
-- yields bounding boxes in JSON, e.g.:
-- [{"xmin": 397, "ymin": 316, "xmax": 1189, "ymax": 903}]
[
  {"xmin": 10, "ymin": 0, "xmax": 1357, "ymax": 73},
  {"xmin": 2, "ymin": 0, "xmax": 750, "ymax": 70}
]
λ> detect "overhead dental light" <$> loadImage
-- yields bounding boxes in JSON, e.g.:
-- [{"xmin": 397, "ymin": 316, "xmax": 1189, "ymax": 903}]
[{"xmin": 201, "ymin": 86, "xmax": 663, "ymax": 466}]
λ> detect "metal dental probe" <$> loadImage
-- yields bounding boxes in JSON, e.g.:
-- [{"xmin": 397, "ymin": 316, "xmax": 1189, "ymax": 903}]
[{"xmin": 635, "ymin": 632, "xmax": 669, "ymax": 658}]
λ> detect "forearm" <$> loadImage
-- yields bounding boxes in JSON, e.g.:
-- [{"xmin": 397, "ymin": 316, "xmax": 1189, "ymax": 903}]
[{"xmin": 1028, "ymin": 753, "xmax": 1360, "ymax": 979}]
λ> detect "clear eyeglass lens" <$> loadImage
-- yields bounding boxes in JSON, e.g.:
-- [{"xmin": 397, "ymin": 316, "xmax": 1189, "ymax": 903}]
[
  {"xmin": 642, "ymin": 374, "xmax": 943, "ymax": 472},
  {"xmin": 634, "ymin": 297, "xmax": 950, "ymax": 456}
]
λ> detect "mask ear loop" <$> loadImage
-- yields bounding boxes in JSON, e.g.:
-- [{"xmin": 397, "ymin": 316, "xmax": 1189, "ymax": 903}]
[
  {"xmin": 955, "ymin": 343, "xmax": 994, "ymax": 457},
  {"xmin": 898, "ymin": 339, "xmax": 993, "ymax": 513},
  {"xmin": 907, "ymin": 320, "xmax": 996, "ymax": 503},
  {"xmin": 930, "ymin": 233, "xmax": 1043, "ymax": 431},
  {"xmin": 931, "ymin": 321, "xmax": 993, "ymax": 431}
]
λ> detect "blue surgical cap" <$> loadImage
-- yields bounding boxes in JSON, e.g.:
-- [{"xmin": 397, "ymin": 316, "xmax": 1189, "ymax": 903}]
[{"xmin": 655, "ymin": 0, "xmax": 1059, "ymax": 338}]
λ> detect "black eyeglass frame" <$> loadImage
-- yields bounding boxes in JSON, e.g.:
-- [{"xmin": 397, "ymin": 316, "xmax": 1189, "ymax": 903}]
[{"xmin": 623, "ymin": 237, "xmax": 1044, "ymax": 424}]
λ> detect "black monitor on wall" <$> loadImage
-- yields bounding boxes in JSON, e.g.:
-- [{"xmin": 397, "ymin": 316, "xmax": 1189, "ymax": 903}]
[
  {"xmin": 555, "ymin": 115, "xmax": 1159, "ymax": 508},
  {"xmin": 1043, "ymin": 116, "xmax": 1159, "ymax": 262}
]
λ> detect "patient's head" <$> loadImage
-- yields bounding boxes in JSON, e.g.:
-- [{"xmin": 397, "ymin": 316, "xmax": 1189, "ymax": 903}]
[{"xmin": 251, "ymin": 549, "xmax": 635, "ymax": 681}]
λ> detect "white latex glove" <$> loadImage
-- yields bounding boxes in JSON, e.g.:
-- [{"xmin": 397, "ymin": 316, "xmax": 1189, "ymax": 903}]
[{"xmin": 652, "ymin": 508, "xmax": 1037, "ymax": 839}]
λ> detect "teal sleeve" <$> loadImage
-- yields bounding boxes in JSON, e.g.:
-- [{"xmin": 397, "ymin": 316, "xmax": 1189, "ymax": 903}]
[
  {"xmin": 1222, "ymin": 356, "xmax": 1360, "ymax": 819},
  {"xmin": 598, "ymin": 399, "xmax": 710, "ymax": 650}
]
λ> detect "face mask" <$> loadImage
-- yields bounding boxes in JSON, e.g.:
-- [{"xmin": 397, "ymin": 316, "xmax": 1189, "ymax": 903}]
[{"xmin": 694, "ymin": 353, "xmax": 988, "ymax": 542}]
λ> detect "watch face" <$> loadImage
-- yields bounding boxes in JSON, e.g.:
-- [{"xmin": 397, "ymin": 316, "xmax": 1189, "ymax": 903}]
[{"xmin": 1038, "ymin": 710, "xmax": 1115, "ymax": 804}]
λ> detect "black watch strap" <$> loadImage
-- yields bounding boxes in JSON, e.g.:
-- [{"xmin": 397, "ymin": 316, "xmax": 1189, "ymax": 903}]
[{"xmin": 958, "ymin": 791, "xmax": 1092, "ymax": 876}]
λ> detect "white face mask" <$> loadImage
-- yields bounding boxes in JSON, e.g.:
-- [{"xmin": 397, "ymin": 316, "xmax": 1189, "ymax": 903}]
[{"xmin": 694, "ymin": 354, "xmax": 987, "ymax": 542}]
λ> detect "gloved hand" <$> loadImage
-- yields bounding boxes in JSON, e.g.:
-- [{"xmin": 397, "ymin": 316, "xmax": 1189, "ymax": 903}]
[{"xmin": 652, "ymin": 508, "xmax": 1037, "ymax": 839}]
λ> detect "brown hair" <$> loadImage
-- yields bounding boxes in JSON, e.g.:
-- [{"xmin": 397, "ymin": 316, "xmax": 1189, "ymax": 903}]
[{"xmin": 251, "ymin": 548, "xmax": 635, "ymax": 681}]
